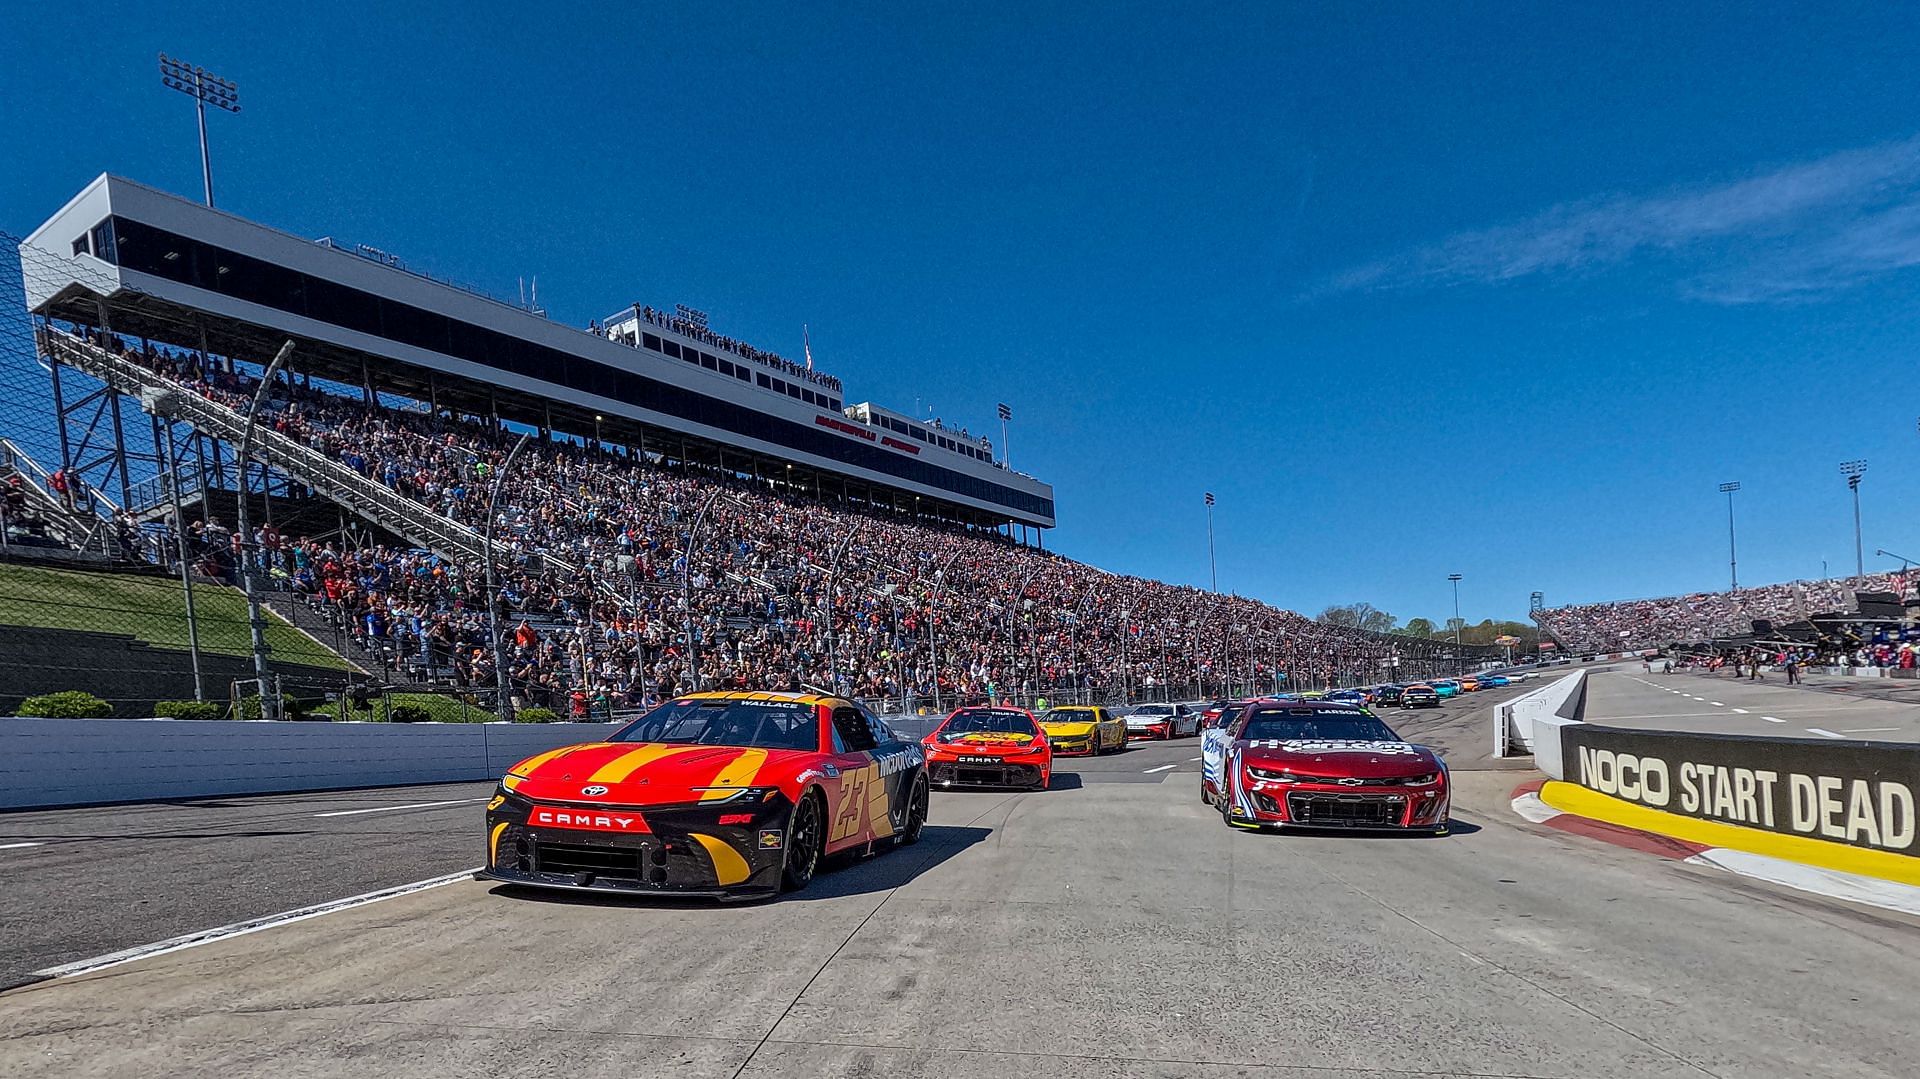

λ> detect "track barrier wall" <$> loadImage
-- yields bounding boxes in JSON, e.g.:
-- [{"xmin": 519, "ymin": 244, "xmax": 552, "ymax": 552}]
[
  {"xmin": 1538, "ymin": 722, "xmax": 1920, "ymax": 857},
  {"xmin": 0, "ymin": 718, "xmax": 619, "ymax": 810},
  {"xmin": 1493, "ymin": 669, "xmax": 1587, "ymax": 758}
]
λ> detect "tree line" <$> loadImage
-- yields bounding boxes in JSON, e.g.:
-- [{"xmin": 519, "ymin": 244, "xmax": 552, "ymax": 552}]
[{"xmin": 1317, "ymin": 603, "xmax": 1539, "ymax": 648}]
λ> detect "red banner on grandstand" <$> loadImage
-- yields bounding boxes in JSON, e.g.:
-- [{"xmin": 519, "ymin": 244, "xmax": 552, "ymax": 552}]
[{"xmin": 1539, "ymin": 640, "xmax": 1558, "ymax": 650}]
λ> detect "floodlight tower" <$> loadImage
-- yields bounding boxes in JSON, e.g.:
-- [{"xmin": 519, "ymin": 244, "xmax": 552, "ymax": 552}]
[
  {"xmin": 1718, "ymin": 482, "xmax": 1740, "ymax": 591},
  {"xmin": 1841, "ymin": 460, "xmax": 1867, "ymax": 577},
  {"xmin": 159, "ymin": 54, "xmax": 240, "ymax": 208}
]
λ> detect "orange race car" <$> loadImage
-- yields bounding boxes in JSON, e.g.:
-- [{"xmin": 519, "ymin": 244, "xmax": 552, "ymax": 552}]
[
  {"xmin": 483, "ymin": 692, "xmax": 928, "ymax": 899},
  {"xmin": 921, "ymin": 706, "xmax": 1053, "ymax": 790}
]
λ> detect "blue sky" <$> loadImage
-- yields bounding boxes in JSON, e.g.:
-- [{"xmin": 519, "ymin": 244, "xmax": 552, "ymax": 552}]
[{"xmin": 5, "ymin": 2, "xmax": 1920, "ymax": 626}]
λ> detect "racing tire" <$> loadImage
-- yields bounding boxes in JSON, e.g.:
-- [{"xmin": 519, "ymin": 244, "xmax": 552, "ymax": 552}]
[
  {"xmin": 781, "ymin": 791, "xmax": 825, "ymax": 893},
  {"xmin": 898, "ymin": 774, "xmax": 929, "ymax": 846}
]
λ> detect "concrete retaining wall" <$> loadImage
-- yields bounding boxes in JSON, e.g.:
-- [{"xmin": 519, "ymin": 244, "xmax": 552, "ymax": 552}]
[
  {"xmin": 1493, "ymin": 670, "xmax": 1588, "ymax": 758},
  {"xmin": 0, "ymin": 718, "xmax": 619, "ymax": 810}
]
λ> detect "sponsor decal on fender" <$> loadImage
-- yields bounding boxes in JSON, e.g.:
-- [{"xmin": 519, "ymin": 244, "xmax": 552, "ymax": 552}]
[
  {"xmin": 758, "ymin": 829, "xmax": 784, "ymax": 849},
  {"xmin": 531, "ymin": 807, "xmax": 651, "ymax": 833}
]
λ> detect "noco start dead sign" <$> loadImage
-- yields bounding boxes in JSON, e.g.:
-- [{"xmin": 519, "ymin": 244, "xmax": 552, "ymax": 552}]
[{"xmin": 1560, "ymin": 724, "xmax": 1919, "ymax": 855}]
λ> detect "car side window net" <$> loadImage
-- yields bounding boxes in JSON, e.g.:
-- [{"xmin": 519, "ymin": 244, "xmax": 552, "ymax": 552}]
[{"xmin": 833, "ymin": 707, "xmax": 878, "ymax": 752}]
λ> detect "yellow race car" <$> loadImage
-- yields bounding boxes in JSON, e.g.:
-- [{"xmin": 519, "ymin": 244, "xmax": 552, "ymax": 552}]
[{"xmin": 1037, "ymin": 705, "xmax": 1128, "ymax": 756}]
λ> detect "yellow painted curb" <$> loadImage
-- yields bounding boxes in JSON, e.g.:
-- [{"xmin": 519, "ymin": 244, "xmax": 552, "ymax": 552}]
[{"xmin": 1539, "ymin": 781, "xmax": 1920, "ymax": 887}]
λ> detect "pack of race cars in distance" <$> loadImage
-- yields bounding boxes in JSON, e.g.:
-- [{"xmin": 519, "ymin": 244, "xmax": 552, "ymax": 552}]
[{"xmin": 1200, "ymin": 699, "xmax": 1451, "ymax": 834}]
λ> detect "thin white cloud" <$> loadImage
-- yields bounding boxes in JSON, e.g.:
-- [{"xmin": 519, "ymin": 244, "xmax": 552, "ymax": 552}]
[{"xmin": 1326, "ymin": 135, "xmax": 1920, "ymax": 303}]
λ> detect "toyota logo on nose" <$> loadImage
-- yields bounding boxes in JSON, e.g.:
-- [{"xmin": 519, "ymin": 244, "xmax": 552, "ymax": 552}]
[{"xmin": 581, "ymin": 785, "xmax": 609, "ymax": 796}]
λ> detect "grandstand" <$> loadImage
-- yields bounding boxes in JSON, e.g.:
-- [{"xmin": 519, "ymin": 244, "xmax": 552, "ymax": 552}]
[
  {"xmin": 9, "ymin": 175, "xmax": 1493, "ymax": 717},
  {"xmin": 1533, "ymin": 572, "xmax": 1918, "ymax": 653}
]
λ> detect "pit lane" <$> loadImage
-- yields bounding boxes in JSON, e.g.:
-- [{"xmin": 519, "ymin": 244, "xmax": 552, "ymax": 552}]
[{"xmin": 13, "ymin": 679, "xmax": 1919, "ymax": 1076}]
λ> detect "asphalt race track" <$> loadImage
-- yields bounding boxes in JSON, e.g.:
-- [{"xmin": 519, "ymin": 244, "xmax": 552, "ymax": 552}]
[
  {"xmin": 1587, "ymin": 668, "xmax": 1920, "ymax": 742},
  {"xmin": 6, "ymin": 679, "xmax": 1919, "ymax": 1077}
]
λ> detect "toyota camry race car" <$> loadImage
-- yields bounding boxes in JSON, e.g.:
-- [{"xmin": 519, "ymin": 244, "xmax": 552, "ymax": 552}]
[
  {"xmin": 1213, "ymin": 700, "xmax": 1449, "ymax": 833},
  {"xmin": 484, "ymin": 692, "xmax": 928, "ymax": 899},
  {"xmin": 922, "ymin": 706, "xmax": 1052, "ymax": 789}
]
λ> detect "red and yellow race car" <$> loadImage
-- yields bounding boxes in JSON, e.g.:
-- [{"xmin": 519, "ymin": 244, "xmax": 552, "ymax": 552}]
[
  {"xmin": 921, "ymin": 706, "xmax": 1052, "ymax": 790},
  {"xmin": 483, "ymin": 691, "xmax": 928, "ymax": 899}
]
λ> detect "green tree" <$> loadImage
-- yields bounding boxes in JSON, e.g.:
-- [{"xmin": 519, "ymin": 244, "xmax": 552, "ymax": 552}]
[
  {"xmin": 1318, "ymin": 602, "xmax": 1397, "ymax": 634},
  {"xmin": 1400, "ymin": 617, "xmax": 1437, "ymax": 637}
]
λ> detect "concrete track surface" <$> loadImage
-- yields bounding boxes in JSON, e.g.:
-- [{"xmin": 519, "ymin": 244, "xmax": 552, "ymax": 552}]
[
  {"xmin": 6, "ymin": 688, "xmax": 1920, "ymax": 1077},
  {"xmin": 1587, "ymin": 668, "xmax": 1920, "ymax": 742}
]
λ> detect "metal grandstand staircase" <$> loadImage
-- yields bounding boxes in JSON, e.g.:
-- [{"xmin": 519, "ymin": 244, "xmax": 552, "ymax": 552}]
[
  {"xmin": 0, "ymin": 437, "xmax": 122, "ymax": 557},
  {"xmin": 42, "ymin": 329, "xmax": 488, "ymax": 562}
]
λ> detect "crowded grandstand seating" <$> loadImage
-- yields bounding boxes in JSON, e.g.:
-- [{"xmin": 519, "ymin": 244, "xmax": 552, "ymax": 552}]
[
  {"xmin": 1534, "ymin": 573, "xmax": 1918, "ymax": 652},
  {"xmin": 73, "ymin": 328, "xmax": 1463, "ymax": 714}
]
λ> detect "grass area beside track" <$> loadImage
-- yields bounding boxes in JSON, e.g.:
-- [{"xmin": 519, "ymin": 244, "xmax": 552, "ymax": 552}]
[
  {"xmin": 305, "ymin": 692, "xmax": 499, "ymax": 724},
  {"xmin": 0, "ymin": 561, "xmax": 349, "ymax": 672}
]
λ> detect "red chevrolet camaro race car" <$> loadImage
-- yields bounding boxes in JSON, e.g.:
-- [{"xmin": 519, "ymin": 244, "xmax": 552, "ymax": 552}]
[
  {"xmin": 1214, "ymin": 699, "xmax": 1450, "ymax": 834},
  {"xmin": 483, "ymin": 692, "xmax": 929, "ymax": 899},
  {"xmin": 921, "ymin": 706, "xmax": 1052, "ymax": 790}
]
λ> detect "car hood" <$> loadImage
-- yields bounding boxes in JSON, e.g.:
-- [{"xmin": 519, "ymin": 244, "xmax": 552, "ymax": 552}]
[
  {"xmin": 1126, "ymin": 713, "xmax": 1173, "ymax": 725},
  {"xmin": 1040, "ymin": 720, "xmax": 1097, "ymax": 736},
  {"xmin": 930, "ymin": 730, "xmax": 1040, "ymax": 747},
  {"xmin": 1240, "ymin": 740, "xmax": 1441, "ymax": 779},
  {"xmin": 503, "ymin": 742, "xmax": 817, "ymax": 805}
]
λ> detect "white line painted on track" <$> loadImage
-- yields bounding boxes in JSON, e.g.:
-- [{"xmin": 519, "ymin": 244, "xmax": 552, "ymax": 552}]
[
  {"xmin": 1732, "ymin": 708, "xmax": 1749, "ymax": 714},
  {"xmin": 313, "ymin": 799, "xmax": 480, "ymax": 818},
  {"xmin": 1710, "ymin": 702, "xmax": 1725, "ymax": 707},
  {"xmin": 0, "ymin": 841, "xmax": 46, "ymax": 850},
  {"xmin": 1763, "ymin": 716, "xmax": 1784, "ymax": 723},
  {"xmin": 1190, "ymin": 756, "xmax": 1203, "ymax": 761},
  {"xmin": 32, "ymin": 867, "xmax": 479, "ymax": 979},
  {"xmin": 1143, "ymin": 764, "xmax": 1177, "ymax": 774},
  {"xmin": 1842, "ymin": 727, "xmax": 1901, "ymax": 734},
  {"xmin": 1806, "ymin": 728, "xmax": 1845, "ymax": 739}
]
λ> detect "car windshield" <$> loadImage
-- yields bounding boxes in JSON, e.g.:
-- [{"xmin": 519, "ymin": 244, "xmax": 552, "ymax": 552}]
[
  {"xmin": 1041, "ymin": 710, "xmax": 1093, "ymax": 724},
  {"xmin": 939, "ymin": 709, "xmax": 1038, "ymax": 741},
  {"xmin": 1239, "ymin": 708, "xmax": 1401, "ymax": 743},
  {"xmin": 612, "ymin": 698, "xmax": 821, "ymax": 751},
  {"xmin": 1132, "ymin": 705, "xmax": 1173, "ymax": 717}
]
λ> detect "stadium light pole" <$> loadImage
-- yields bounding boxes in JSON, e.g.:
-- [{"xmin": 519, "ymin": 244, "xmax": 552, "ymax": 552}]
[
  {"xmin": 236, "ymin": 341, "xmax": 292, "ymax": 720},
  {"xmin": 1447, "ymin": 574, "xmax": 1463, "ymax": 651},
  {"xmin": 1718, "ymin": 482, "xmax": 1740, "ymax": 591},
  {"xmin": 1008, "ymin": 564, "xmax": 1037, "ymax": 705},
  {"xmin": 928, "ymin": 550, "xmax": 961, "ymax": 713},
  {"xmin": 158, "ymin": 54, "xmax": 240, "ymax": 209},
  {"xmin": 1842, "ymin": 460, "xmax": 1867, "ymax": 577},
  {"xmin": 683, "ymin": 488, "xmax": 725, "ymax": 692},
  {"xmin": 1071, "ymin": 582, "xmax": 1098, "ymax": 705},
  {"xmin": 484, "ymin": 432, "xmax": 531, "ymax": 722},
  {"xmin": 1204, "ymin": 492, "xmax": 1218, "ymax": 593},
  {"xmin": 997, "ymin": 403, "xmax": 1012, "ymax": 470},
  {"xmin": 822, "ymin": 522, "xmax": 865, "ymax": 696}
]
